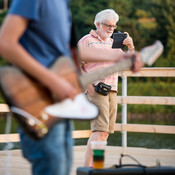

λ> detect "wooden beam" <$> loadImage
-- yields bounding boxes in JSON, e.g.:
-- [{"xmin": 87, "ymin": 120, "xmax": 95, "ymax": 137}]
[
  {"xmin": 119, "ymin": 67, "xmax": 175, "ymax": 77},
  {"xmin": 0, "ymin": 130, "xmax": 92, "ymax": 143},
  {"xmin": 1, "ymin": 96, "xmax": 175, "ymax": 114},
  {"xmin": 72, "ymin": 130, "xmax": 91, "ymax": 138},
  {"xmin": 0, "ymin": 104, "xmax": 9, "ymax": 112},
  {"xmin": 1, "ymin": 124, "xmax": 175, "ymax": 143},
  {"xmin": 115, "ymin": 123, "xmax": 175, "ymax": 134},
  {"xmin": 0, "ymin": 133, "xmax": 20, "ymax": 143},
  {"xmin": 117, "ymin": 96, "xmax": 175, "ymax": 105}
]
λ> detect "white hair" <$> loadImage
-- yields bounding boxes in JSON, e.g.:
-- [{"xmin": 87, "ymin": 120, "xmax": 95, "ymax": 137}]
[{"xmin": 94, "ymin": 9, "xmax": 119, "ymax": 27}]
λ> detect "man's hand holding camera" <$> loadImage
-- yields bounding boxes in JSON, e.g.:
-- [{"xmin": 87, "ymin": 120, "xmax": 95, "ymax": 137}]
[{"xmin": 123, "ymin": 32, "xmax": 135, "ymax": 52}]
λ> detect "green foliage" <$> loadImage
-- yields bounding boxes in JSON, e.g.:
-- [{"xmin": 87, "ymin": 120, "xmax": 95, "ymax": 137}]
[
  {"xmin": 0, "ymin": 11, "xmax": 9, "ymax": 66},
  {"xmin": 151, "ymin": 0, "xmax": 175, "ymax": 59},
  {"xmin": 118, "ymin": 80, "xmax": 175, "ymax": 96},
  {"xmin": 154, "ymin": 56, "xmax": 175, "ymax": 67},
  {"xmin": 0, "ymin": 117, "xmax": 19, "ymax": 134},
  {"xmin": 130, "ymin": 0, "xmax": 154, "ymax": 14},
  {"xmin": 70, "ymin": 0, "xmax": 110, "ymax": 39},
  {"xmin": 0, "ymin": 10, "xmax": 7, "ymax": 25},
  {"xmin": 0, "ymin": 57, "xmax": 8, "ymax": 66},
  {"xmin": 108, "ymin": 0, "xmax": 133, "ymax": 18},
  {"xmin": 0, "ymin": 0, "xmax": 3, "ymax": 9},
  {"xmin": 135, "ymin": 9, "xmax": 151, "ymax": 18},
  {"xmin": 0, "ymin": 91, "xmax": 5, "ymax": 102}
]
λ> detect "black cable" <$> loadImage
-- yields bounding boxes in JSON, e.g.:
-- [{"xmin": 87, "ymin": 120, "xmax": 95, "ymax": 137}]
[{"xmin": 117, "ymin": 154, "xmax": 147, "ymax": 169}]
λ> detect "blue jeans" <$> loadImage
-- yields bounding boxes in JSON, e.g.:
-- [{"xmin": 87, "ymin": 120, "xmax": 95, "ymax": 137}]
[{"xmin": 19, "ymin": 120, "xmax": 73, "ymax": 175}]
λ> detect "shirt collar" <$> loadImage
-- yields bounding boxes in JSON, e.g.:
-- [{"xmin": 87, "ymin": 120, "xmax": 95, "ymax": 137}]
[{"xmin": 89, "ymin": 30, "xmax": 111, "ymax": 43}]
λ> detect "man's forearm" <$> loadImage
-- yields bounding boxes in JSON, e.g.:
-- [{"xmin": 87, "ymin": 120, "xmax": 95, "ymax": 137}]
[{"xmin": 78, "ymin": 46, "xmax": 124, "ymax": 62}]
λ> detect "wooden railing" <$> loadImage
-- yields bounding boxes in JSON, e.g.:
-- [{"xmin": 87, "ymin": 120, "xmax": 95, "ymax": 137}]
[{"xmin": 0, "ymin": 67, "xmax": 175, "ymax": 145}]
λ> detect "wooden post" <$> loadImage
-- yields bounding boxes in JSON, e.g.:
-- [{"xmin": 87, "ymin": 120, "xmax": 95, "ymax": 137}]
[
  {"xmin": 121, "ymin": 76, "xmax": 127, "ymax": 147},
  {"xmin": 4, "ymin": 0, "xmax": 8, "ymax": 11}
]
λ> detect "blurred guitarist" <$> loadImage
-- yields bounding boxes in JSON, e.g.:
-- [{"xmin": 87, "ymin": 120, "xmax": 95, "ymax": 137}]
[{"xmin": 0, "ymin": 1, "xmax": 142, "ymax": 175}]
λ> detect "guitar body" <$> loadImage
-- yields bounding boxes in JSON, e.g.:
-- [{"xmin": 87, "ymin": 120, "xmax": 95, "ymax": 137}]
[{"xmin": 0, "ymin": 56, "xmax": 83, "ymax": 139}]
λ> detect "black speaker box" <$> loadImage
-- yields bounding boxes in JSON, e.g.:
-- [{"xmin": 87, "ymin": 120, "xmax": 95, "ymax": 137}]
[{"xmin": 77, "ymin": 167, "xmax": 175, "ymax": 175}]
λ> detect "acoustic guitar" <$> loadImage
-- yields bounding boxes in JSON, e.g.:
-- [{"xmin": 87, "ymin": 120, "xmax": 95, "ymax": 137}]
[{"xmin": 0, "ymin": 40, "xmax": 163, "ymax": 139}]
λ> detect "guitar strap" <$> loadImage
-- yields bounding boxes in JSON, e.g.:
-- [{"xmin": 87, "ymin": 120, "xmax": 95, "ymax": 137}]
[{"xmin": 70, "ymin": 22, "xmax": 81, "ymax": 71}]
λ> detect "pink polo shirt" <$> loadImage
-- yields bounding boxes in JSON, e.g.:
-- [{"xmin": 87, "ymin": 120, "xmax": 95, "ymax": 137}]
[{"xmin": 78, "ymin": 30, "xmax": 123, "ymax": 92}]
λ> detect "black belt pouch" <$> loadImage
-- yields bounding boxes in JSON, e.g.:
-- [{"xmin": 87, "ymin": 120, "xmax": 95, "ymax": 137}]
[{"xmin": 95, "ymin": 82, "xmax": 111, "ymax": 96}]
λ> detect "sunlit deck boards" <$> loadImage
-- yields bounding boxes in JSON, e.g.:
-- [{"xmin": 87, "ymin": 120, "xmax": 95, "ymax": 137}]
[{"xmin": 0, "ymin": 146, "xmax": 175, "ymax": 175}]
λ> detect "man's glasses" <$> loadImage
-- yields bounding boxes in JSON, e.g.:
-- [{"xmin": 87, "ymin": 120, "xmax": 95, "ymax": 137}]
[{"xmin": 101, "ymin": 22, "xmax": 117, "ymax": 29}]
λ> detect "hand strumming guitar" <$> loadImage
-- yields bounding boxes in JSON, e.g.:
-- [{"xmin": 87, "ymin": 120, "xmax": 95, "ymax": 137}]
[
  {"xmin": 122, "ymin": 52, "xmax": 143, "ymax": 72},
  {"xmin": 45, "ymin": 71, "xmax": 77, "ymax": 101}
]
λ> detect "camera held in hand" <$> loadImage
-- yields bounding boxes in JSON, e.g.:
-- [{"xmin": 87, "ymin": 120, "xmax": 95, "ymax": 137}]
[{"xmin": 112, "ymin": 32, "xmax": 127, "ymax": 49}]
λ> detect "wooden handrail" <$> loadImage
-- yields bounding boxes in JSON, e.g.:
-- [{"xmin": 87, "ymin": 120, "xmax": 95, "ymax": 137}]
[
  {"xmin": 119, "ymin": 67, "xmax": 175, "ymax": 77},
  {"xmin": 0, "ymin": 103, "xmax": 9, "ymax": 112},
  {"xmin": 1, "ymin": 123, "xmax": 175, "ymax": 143},
  {"xmin": 117, "ymin": 96, "xmax": 175, "ymax": 105},
  {"xmin": 1, "ymin": 96, "xmax": 175, "ymax": 113},
  {"xmin": 0, "ymin": 67, "xmax": 175, "ymax": 143},
  {"xmin": 0, "ymin": 131, "xmax": 92, "ymax": 143},
  {"xmin": 115, "ymin": 123, "xmax": 175, "ymax": 134}
]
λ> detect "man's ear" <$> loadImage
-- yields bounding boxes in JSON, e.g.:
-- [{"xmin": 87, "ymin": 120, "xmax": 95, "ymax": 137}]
[{"xmin": 96, "ymin": 22, "xmax": 100, "ymax": 28}]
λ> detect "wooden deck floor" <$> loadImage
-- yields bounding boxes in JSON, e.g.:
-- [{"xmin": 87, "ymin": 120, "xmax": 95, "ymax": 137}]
[{"xmin": 0, "ymin": 146, "xmax": 175, "ymax": 175}]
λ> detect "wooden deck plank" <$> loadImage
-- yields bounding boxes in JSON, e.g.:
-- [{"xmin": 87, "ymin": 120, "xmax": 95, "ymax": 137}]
[{"xmin": 0, "ymin": 146, "xmax": 175, "ymax": 175}]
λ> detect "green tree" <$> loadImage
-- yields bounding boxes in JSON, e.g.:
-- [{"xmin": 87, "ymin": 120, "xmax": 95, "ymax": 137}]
[
  {"xmin": 151, "ymin": 0, "xmax": 175, "ymax": 65},
  {"xmin": 70, "ymin": 0, "xmax": 110, "ymax": 39},
  {"xmin": 70, "ymin": 0, "xmax": 157, "ymax": 50}
]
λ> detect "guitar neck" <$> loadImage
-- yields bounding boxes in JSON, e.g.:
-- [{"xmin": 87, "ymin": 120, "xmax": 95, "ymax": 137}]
[
  {"xmin": 79, "ymin": 40, "xmax": 164, "ymax": 89},
  {"xmin": 79, "ymin": 58, "xmax": 133, "ymax": 89}
]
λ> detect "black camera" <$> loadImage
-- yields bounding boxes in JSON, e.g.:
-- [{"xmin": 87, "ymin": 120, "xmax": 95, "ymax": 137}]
[{"xmin": 112, "ymin": 32, "xmax": 127, "ymax": 49}]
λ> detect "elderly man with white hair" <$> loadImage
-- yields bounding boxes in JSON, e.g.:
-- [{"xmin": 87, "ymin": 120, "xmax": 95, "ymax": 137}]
[{"xmin": 78, "ymin": 9, "xmax": 135, "ymax": 167}]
